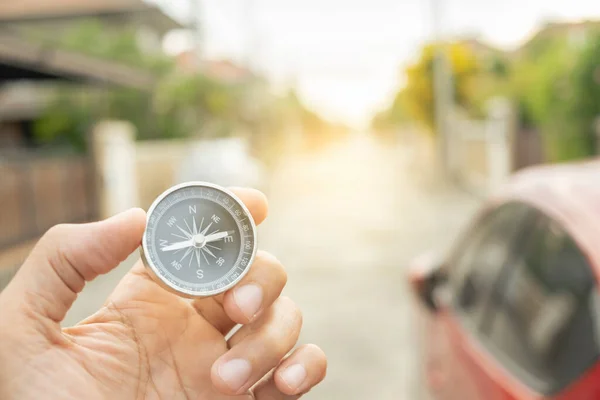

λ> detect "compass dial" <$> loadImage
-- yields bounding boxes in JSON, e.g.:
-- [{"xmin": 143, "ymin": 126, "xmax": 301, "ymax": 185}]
[{"xmin": 141, "ymin": 182, "xmax": 257, "ymax": 298}]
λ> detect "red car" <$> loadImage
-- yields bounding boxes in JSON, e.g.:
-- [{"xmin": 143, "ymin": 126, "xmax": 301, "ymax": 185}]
[{"xmin": 409, "ymin": 160, "xmax": 600, "ymax": 400}]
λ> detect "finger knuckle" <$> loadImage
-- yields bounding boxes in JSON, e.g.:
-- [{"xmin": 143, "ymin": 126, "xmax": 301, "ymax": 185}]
[
  {"xmin": 256, "ymin": 250, "xmax": 280, "ymax": 266},
  {"xmin": 263, "ymin": 324, "xmax": 283, "ymax": 346},
  {"xmin": 304, "ymin": 344, "xmax": 328, "ymax": 372},
  {"xmin": 277, "ymin": 296, "xmax": 303, "ymax": 335},
  {"xmin": 256, "ymin": 251, "xmax": 287, "ymax": 288},
  {"xmin": 44, "ymin": 223, "xmax": 72, "ymax": 242},
  {"xmin": 273, "ymin": 262, "xmax": 287, "ymax": 288}
]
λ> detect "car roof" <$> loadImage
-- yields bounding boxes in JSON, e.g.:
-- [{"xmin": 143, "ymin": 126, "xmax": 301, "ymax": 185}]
[{"xmin": 494, "ymin": 158, "xmax": 600, "ymax": 275}]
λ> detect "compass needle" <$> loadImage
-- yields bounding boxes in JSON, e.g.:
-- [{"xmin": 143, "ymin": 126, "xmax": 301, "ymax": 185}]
[
  {"xmin": 195, "ymin": 248, "xmax": 201, "ymax": 268},
  {"xmin": 204, "ymin": 231, "xmax": 230, "ymax": 243},
  {"xmin": 161, "ymin": 239, "xmax": 194, "ymax": 252},
  {"xmin": 142, "ymin": 183, "xmax": 257, "ymax": 297}
]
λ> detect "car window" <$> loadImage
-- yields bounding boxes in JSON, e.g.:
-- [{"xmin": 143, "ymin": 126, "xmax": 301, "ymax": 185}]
[
  {"xmin": 450, "ymin": 202, "xmax": 532, "ymax": 327},
  {"xmin": 483, "ymin": 214, "xmax": 599, "ymax": 394}
]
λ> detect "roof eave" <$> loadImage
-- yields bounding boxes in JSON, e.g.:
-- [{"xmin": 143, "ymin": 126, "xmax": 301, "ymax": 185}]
[{"xmin": 0, "ymin": 32, "xmax": 156, "ymax": 90}]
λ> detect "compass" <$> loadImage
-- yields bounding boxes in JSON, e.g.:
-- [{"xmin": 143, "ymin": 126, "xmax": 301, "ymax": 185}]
[{"xmin": 141, "ymin": 182, "xmax": 257, "ymax": 298}]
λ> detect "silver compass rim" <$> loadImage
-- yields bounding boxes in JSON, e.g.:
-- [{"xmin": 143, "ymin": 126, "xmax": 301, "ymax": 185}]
[{"xmin": 141, "ymin": 181, "xmax": 258, "ymax": 298}]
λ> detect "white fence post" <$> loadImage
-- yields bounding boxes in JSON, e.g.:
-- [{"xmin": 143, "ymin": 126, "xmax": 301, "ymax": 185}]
[
  {"xmin": 92, "ymin": 121, "xmax": 139, "ymax": 219},
  {"xmin": 486, "ymin": 98, "xmax": 513, "ymax": 192}
]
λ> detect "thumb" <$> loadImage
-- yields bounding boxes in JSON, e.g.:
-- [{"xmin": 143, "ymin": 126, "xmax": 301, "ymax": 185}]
[{"xmin": 4, "ymin": 208, "xmax": 146, "ymax": 323}]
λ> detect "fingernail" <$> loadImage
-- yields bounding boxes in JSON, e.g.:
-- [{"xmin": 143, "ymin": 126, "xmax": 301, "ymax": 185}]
[
  {"xmin": 218, "ymin": 358, "xmax": 252, "ymax": 392},
  {"xmin": 280, "ymin": 364, "xmax": 307, "ymax": 391},
  {"xmin": 233, "ymin": 284, "xmax": 263, "ymax": 320}
]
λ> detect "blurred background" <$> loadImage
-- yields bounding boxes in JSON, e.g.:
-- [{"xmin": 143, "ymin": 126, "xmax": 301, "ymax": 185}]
[{"xmin": 1, "ymin": 0, "xmax": 600, "ymax": 398}]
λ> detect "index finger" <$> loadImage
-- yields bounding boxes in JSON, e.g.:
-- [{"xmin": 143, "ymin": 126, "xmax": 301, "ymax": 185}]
[{"xmin": 230, "ymin": 187, "xmax": 269, "ymax": 226}]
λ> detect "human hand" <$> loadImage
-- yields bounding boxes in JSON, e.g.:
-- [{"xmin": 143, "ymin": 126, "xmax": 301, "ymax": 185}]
[{"xmin": 0, "ymin": 188, "xmax": 326, "ymax": 399}]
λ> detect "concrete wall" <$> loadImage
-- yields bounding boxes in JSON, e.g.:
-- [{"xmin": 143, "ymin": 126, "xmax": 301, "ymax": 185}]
[
  {"xmin": 92, "ymin": 121, "xmax": 266, "ymax": 217},
  {"xmin": 135, "ymin": 139, "xmax": 191, "ymax": 210},
  {"xmin": 92, "ymin": 121, "xmax": 139, "ymax": 219},
  {"xmin": 92, "ymin": 121, "xmax": 190, "ymax": 216}
]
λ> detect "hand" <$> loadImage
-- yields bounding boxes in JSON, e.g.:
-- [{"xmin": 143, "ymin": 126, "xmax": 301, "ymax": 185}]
[{"xmin": 0, "ymin": 188, "xmax": 327, "ymax": 399}]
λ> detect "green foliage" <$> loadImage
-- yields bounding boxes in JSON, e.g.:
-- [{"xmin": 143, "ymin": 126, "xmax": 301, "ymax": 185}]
[
  {"xmin": 375, "ymin": 26, "xmax": 600, "ymax": 163},
  {"xmin": 373, "ymin": 42, "xmax": 481, "ymax": 134},
  {"xmin": 510, "ymin": 32, "xmax": 599, "ymax": 162},
  {"xmin": 566, "ymin": 33, "xmax": 600, "ymax": 159},
  {"xmin": 34, "ymin": 92, "xmax": 92, "ymax": 152},
  {"xmin": 153, "ymin": 73, "xmax": 253, "ymax": 139},
  {"xmin": 32, "ymin": 20, "xmax": 173, "ymax": 148},
  {"xmin": 32, "ymin": 20, "xmax": 335, "ymax": 154},
  {"xmin": 55, "ymin": 19, "xmax": 172, "ymax": 73},
  {"xmin": 488, "ymin": 56, "xmax": 509, "ymax": 78}
]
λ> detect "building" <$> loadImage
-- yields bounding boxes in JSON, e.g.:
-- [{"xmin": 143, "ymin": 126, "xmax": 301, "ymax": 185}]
[
  {"xmin": 0, "ymin": 0, "xmax": 183, "ymax": 150},
  {"xmin": 513, "ymin": 20, "xmax": 600, "ymax": 57},
  {"xmin": 0, "ymin": 0, "xmax": 181, "ymax": 54},
  {"xmin": 0, "ymin": 0, "xmax": 185, "ymax": 249},
  {"xmin": 175, "ymin": 51, "xmax": 254, "ymax": 84}
]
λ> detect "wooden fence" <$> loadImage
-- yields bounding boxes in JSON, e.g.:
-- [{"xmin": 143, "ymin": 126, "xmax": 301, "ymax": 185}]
[{"xmin": 0, "ymin": 152, "xmax": 96, "ymax": 250}]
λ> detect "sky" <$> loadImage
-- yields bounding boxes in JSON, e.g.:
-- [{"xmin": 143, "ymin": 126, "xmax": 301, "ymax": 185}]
[{"xmin": 152, "ymin": 0, "xmax": 600, "ymax": 128}]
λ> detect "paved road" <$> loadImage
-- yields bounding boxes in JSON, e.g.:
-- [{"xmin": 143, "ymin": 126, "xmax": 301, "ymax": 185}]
[
  {"xmin": 259, "ymin": 133, "xmax": 479, "ymax": 399},
  {"xmin": 64, "ymin": 133, "xmax": 480, "ymax": 399}
]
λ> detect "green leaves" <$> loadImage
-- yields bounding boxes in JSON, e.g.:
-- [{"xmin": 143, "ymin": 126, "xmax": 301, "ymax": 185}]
[
  {"xmin": 512, "ymin": 31, "xmax": 600, "ymax": 162},
  {"xmin": 32, "ymin": 20, "xmax": 340, "ymax": 156},
  {"xmin": 373, "ymin": 42, "xmax": 482, "ymax": 134}
]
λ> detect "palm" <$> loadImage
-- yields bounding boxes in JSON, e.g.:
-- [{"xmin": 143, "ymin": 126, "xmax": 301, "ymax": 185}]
[{"xmin": 61, "ymin": 265, "xmax": 239, "ymax": 400}]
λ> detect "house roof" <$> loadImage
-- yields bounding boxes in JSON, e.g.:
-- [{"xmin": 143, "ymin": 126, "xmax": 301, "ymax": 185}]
[
  {"xmin": 204, "ymin": 59, "xmax": 253, "ymax": 82},
  {"xmin": 0, "ymin": 0, "xmax": 142, "ymax": 19},
  {"xmin": 0, "ymin": 0, "xmax": 183, "ymax": 32},
  {"xmin": 0, "ymin": 30, "xmax": 156, "ymax": 90},
  {"xmin": 513, "ymin": 20, "xmax": 600, "ymax": 55},
  {"xmin": 175, "ymin": 52, "xmax": 254, "ymax": 83}
]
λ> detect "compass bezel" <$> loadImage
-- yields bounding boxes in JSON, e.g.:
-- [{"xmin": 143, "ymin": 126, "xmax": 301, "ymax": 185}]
[{"xmin": 141, "ymin": 181, "xmax": 258, "ymax": 298}]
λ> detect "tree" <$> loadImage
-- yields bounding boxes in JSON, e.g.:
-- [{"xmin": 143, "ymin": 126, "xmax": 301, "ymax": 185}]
[
  {"xmin": 33, "ymin": 21, "xmax": 175, "ymax": 149},
  {"xmin": 510, "ymin": 33, "xmax": 596, "ymax": 162},
  {"xmin": 567, "ymin": 32, "xmax": 600, "ymax": 159},
  {"xmin": 33, "ymin": 20, "xmax": 339, "ymax": 156},
  {"xmin": 375, "ymin": 42, "xmax": 480, "ymax": 134}
]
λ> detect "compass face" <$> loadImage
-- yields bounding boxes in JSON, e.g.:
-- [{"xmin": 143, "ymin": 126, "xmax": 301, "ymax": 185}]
[{"xmin": 142, "ymin": 182, "xmax": 257, "ymax": 298}]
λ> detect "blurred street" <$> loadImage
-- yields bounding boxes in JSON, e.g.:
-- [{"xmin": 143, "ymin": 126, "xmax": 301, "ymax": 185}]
[
  {"xmin": 260, "ymin": 133, "xmax": 479, "ymax": 399},
  {"xmin": 64, "ymin": 133, "xmax": 480, "ymax": 399},
  {"xmin": 2, "ymin": 1, "xmax": 600, "ymax": 398}
]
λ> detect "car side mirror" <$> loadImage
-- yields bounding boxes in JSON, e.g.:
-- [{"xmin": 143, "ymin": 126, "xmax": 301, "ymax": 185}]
[{"xmin": 407, "ymin": 252, "xmax": 448, "ymax": 313}]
